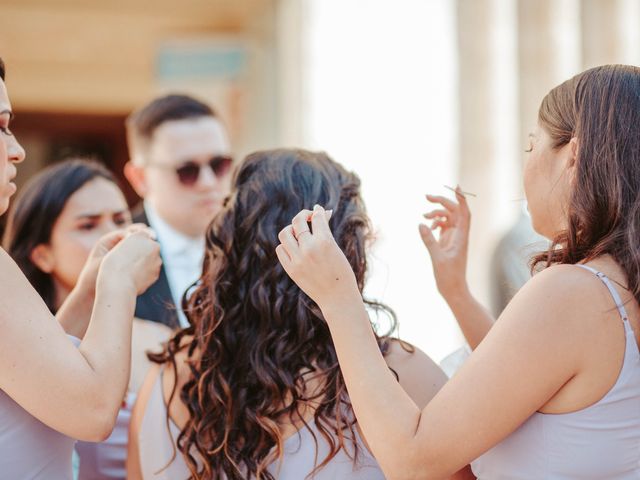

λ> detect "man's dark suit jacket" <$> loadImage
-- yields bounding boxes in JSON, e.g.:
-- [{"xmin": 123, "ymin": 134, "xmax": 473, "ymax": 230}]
[{"xmin": 132, "ymin": 204, "xmax": 180, "ymax": 329}]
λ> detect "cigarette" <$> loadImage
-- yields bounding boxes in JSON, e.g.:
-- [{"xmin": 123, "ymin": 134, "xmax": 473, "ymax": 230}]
[{"xmin": 444, "ymin": 185, "xmax": 477, "ymax": 197}]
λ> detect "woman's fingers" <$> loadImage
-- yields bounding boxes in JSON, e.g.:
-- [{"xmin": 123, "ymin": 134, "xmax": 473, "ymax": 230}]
[
  {"xmin": 278, "ymin": 225, "xmax": 299, "ymax": 259},
  {"xmin": 324, "ymin": 209, "xmax": 333, "ymax": 221},
  {"xmin": 125, "ymin": 223, "xmax": 148, "ymax": 233},
  {"xmin": 291, "ymin": 209, "xmax": 313, "ymax": 239},
  {"xmin": 125, "ymin": 224, "xmax": 157, "ymax": 240},
  {"xmin": 98, "ymin": 230, "xmax": 127, "ymax": 250},
  {"xmin": 274, "ymin": 206, "xmax": 358, "ymax": 305},
  {"xmin": 423, "ymin": 209, "xmax": 451, "ymax": 220},
  {"xmin": 277, "ymin": 206, "xmax": 336, "ymax": 277},
  {"xmin": 289, "ymin": 207, "xmax": 335, "ymax": 240},
  {"xmin": 311, "ymin": 205, "xmax": 332, "ymax": 238},
  {"xmin": 275, "ymin": 244, "xmax": 292, "ymax": 269},
  {"xmin": 279, "ymin": 206, "xmax": 332, "ymax": 254},
  {"xmin": 419, "ymin": 223, "xmax": 440, "ymax": 257},
  {"xmin": 455, "ymin": 188, "xmax": 472, "ymax": 222},
  {"xmin": 426, "ymin": 194, "xmax": 459, "ymax": 213},
  {"xmin": 430, "ymin": 220, "xmax": 449, "ymax": 231}
]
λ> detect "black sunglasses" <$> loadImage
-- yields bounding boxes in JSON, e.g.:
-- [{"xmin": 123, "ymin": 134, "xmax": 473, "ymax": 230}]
[{"xmin": 151, "ymin": 155, "xmax": 233, "ymax": 187}]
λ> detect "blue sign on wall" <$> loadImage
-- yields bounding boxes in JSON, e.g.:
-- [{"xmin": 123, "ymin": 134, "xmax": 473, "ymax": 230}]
[{"xmin": 157, "ymin": 43, "xmax": 246, "ymax": 81}]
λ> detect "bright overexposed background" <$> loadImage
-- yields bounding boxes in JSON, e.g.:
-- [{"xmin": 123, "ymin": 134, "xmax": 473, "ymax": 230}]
[{"xmin": 304, "ymin": 0, "xmax": 462, "ymax": 360}]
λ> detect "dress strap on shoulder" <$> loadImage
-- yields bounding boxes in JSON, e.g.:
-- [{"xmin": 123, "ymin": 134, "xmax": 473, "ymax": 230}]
[{"xmin": 575, "ymin": 264, "xmax": 630, "ymax": 323}]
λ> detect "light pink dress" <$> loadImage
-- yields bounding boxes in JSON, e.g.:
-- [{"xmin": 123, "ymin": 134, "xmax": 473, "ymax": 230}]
[
  {"xmin": 0, "ymin": 336, "xmax": 81, "ymax": 479},
  {"xmin": 75, "ymin": 391, "xmax": 135, "ymax": 479},
  {"xmin": 136, "ymin": 369, "xmax": 385, "ymax": 479},
  {"xmin": 472, "ymin": 265, "xmax": 640, "ymax": 479}
]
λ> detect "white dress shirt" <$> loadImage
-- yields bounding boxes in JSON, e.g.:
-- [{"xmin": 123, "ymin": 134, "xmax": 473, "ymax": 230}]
[{"xmin": 144, "ymin": 202, "xmax": 204, "ymax": 328}]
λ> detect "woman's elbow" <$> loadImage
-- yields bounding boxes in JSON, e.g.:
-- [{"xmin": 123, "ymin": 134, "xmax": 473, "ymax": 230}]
[
  {"xmin": 74, "ymin": 410, "xmax": 117, "ymax": 442},
  {"xmin": 72, "ymin": 396, "xmax": 120, "ymax": 441},
  {"xmin": 89, "ymin": 413, "xmax": 117, "ymax": 442},
  {"xmin": 384, "ymin": 450, "xmax": 455, "ymax": 480},
  {"xmin": 387, "ymin": 468, "xmax": 456, "ymax": 480}
]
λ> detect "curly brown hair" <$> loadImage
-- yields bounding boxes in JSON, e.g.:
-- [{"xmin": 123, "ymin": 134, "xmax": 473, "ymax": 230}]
[
  {"xmin": 150, "ymin": 148, "xmax": 399, "ymax": 479},
  {"xmin": 531, "ymin": 65, "xmax": 640, "ymax": 305}
]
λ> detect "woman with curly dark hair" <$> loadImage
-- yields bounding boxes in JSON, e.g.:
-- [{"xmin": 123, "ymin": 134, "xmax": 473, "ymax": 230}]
[{"xmin": 127, "ymin": 149, "xmax": 470, "ymax": 479}]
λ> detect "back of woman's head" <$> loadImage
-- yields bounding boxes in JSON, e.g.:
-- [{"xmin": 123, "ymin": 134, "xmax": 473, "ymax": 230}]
[
  {"xmin": 156, "ymin": 148, "xmax": 395, "ymax": 479},
  {"xmin": 534, "ymin": 65, "xmax": 640, "ymax": 299},
  {"xmin": 2, "ymin": 159, "xmax": 117, "ymax": 312}
]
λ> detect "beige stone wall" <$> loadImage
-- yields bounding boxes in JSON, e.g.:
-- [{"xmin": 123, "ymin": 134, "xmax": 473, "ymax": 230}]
[
  {"xmin": 1, "ymin": 0, "xmax": 289, "ymax": 174},
  {"xmin": 2, "ymin": 1, "xmax": 270, "ymax": 108},
  {"xmin": 2, "ymin": 1, "xmax": 267, "ymax": 111}
]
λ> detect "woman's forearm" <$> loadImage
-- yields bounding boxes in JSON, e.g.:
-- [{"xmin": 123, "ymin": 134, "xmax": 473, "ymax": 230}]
[
  {"xmin": 320, "ymin": 293, "xmax": 439, "ymax": 479},
  {"xmin": 443, "ymin": 287, "xmax": 495, "ymax": 350},
  {"xmin": 59, "ymin": 275, "xmax": 137, "ymax": 418},
  {"xmin": 78, "ymin": 276, "xmax": 136, "ymax": 403},
  {"xmin": 56, "ymin": 280, "xmax": 95, "ymax": 338}
]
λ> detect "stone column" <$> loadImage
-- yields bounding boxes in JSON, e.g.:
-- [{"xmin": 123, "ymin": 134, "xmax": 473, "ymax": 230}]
[
  {"xmin": 618, "ymin": 0, "xmax": 640, "ymax": 65},
  {"xmin": 482, "ymin": 0, "xmax": 581, "ymax": 313},
  {"xmin": 274, "ymin": 0, "xmax": 308, "ymax": 146},
  {"xmin": 456, "ymin": 0, "xmax": 498, "ymax": 304},
  {"xmin": 518, "ymin": 0, "xmax": 561, "ymax": 150},
  {"xmin": 581, "ymin": 0, "xmax": 640, "ymax": 68},
  {"xmin": 581, "ymin": 0, "xmax": 622, "ymax": 68}
]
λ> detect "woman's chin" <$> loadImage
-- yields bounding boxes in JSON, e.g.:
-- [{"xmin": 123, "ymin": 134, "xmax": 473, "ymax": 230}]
[
  {"xmin": 529, "ymin": 217, "xmax": 549, "ymax": 239},
  {"xmin": 534, "ymin": 224, "xmax": 558, "ymax": 242}
]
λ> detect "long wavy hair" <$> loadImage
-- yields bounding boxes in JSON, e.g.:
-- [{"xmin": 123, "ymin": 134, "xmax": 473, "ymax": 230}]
[
  {"xmin": 150, "ymin": 148, "xmax": 399, "ymax": 479},
  {"xmin": 532, "ymin": 65, "xmax": 640, "ymax": 304}
]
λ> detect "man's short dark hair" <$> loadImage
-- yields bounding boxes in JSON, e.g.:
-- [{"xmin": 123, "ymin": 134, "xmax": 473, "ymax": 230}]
[
  {"xmin": 0, "ymin": 57, "xmax": 5, "ymax": 81},
  {"xmin": 126, "ymin": 94, "xmax": 216, "ymax": 163}
]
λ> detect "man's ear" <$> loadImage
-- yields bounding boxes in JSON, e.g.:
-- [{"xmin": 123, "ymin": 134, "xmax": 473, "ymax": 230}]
[
  {"xmin": 124, "ymin": 161, "xmax": 148, "ymax": 198},
  {"xmin": 30, "ymin": 244, "xmax": 55, "ymax": 273}
]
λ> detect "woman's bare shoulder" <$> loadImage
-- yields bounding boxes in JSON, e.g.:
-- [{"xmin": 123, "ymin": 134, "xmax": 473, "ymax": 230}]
[
  {"xmin": 383, "ymin": 338, "xmax": 448, "ymax": 408},
  {"xmin": 508, "ymin": 263, "xmax": 620, "ymax": 330}
]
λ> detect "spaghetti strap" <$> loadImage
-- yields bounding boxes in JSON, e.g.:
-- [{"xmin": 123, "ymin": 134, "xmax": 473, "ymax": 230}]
[{"xmin": 575, "ymin": 264, "xmax": 630, "ymax": 325}]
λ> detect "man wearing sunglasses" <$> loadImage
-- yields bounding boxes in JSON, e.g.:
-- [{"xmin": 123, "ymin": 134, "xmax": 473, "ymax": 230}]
[{"xmin": 124, "ymin": 94, "xmax": 232, "ymax": 328}]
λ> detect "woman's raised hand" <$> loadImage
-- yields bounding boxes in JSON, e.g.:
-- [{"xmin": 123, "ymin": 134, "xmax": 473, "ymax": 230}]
[
  {"xmin": 276, "ymin": 205, "xmax": 359, "ymax": 308},
  {"xmin": 97, "ymin": 225, "xmax": 162, "ymax": 295},
  {"xmin": 419, "ymin": 186, "xmax": 472, "ymax": 299},
  {"xmin": 74, "ymin": 224, "xmax": 157, "ymax": 295}
]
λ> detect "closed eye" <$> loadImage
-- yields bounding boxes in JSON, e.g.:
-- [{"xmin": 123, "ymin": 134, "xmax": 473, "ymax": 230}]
[
  {"xmin": 78, "ymin": 221, "xmax": 98, "ymax": 231},
  {"xmin": 113, "ymin": 211, "xmax": 131, "ymax": 226}
]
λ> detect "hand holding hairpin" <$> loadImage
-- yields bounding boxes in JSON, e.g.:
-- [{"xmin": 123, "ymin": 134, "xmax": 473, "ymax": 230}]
[{"xmin": 419, "ymin": 184, "xmax": 472, "ymax": 299}]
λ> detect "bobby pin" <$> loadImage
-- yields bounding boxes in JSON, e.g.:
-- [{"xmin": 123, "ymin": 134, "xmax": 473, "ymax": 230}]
[{"xmin": 444, "ymin": 185, "xmax": 477, "ymax": 197}]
